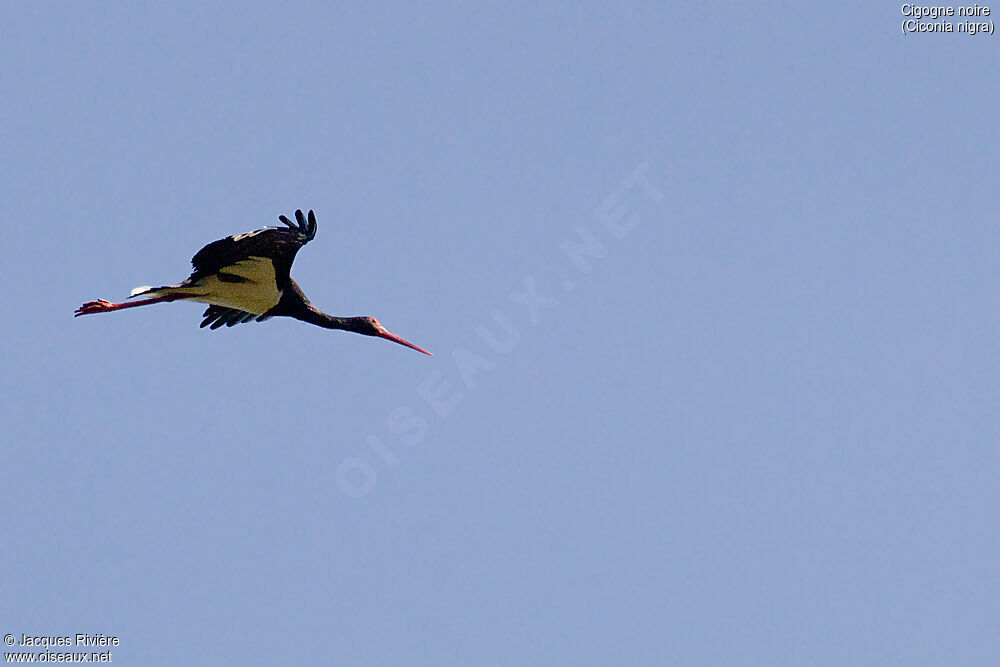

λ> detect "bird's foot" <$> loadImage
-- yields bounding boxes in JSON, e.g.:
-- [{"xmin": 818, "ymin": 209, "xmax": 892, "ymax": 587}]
[{"xmin": 74, "ymin": 300, "xmax": 115, "ymax": 316}]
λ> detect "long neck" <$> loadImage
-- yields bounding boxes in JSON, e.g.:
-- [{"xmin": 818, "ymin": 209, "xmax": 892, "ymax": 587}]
[
  {"xmin": 282, "ymin": 282, "xmax": 366, "ymax": 333},
  {"xmin": 294, "ymin": 305, "xmax": 366, "ymax": 333}
]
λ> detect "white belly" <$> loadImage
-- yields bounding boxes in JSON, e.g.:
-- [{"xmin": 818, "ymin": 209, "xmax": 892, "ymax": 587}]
[{"xmin": 186, "ymin": 257, "xmax": 282, "ymax": 314}]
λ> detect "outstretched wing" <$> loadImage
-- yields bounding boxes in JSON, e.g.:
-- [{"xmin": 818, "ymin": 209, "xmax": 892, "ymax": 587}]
[
  {"xmin": 200, "ymin": 305, "xmax": 274, "ymax": 330},
  {"xmin": 189, "ymin": 209, "xmax": 318, "ymax": 284}
]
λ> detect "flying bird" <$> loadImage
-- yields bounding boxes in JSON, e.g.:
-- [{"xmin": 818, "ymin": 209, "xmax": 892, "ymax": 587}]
[{"xmin": 75, "ymin": 209, "xmax": 431, "ymax": 355}]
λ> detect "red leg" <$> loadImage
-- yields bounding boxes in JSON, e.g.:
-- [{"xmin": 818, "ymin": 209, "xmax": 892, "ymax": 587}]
[{"xmin": 74, "ymin": 293, "xmax": 194, "ymax": 317}]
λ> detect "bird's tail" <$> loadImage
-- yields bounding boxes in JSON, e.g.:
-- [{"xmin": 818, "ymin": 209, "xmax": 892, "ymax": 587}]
[{"xmin": 129, "ymin": 284, "xmax": 198, "ymax": 299}]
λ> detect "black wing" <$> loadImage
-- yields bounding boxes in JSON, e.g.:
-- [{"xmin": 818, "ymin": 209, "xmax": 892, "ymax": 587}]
[
  {"xmin": 200, "ymin": 305, "xmax": 274, "ymax": 330},
  {"xmin": 189, "ymin": 209, "xmax": 318, "ymax": 284}
]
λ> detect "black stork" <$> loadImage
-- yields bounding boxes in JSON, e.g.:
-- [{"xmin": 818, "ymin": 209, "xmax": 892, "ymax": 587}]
[{"xmin": 75, "ymin": 209, "xmax": 431, "ymax": 355}]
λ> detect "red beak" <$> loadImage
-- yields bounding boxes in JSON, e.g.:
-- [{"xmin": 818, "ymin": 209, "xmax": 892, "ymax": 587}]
[{"xmin": 376, "ymin": 328, "xmax": 433, "ymax": 356}]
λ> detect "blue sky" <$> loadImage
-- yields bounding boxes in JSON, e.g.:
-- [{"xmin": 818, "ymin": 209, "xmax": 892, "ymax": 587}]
[{"xmin": 2, "ymin": 3, "xmax": 997, "ymax": 665}]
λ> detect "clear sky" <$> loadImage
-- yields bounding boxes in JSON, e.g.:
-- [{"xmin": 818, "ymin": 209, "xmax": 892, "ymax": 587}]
[{"xmin": 2, "ymin": 3, "xmax": 997, "ymax": 665}]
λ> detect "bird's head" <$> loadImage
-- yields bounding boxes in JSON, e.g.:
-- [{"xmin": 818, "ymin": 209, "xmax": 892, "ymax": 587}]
[{"xmin": 356, "ymin": 317, "xmax": 433, "ymax": 356}]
